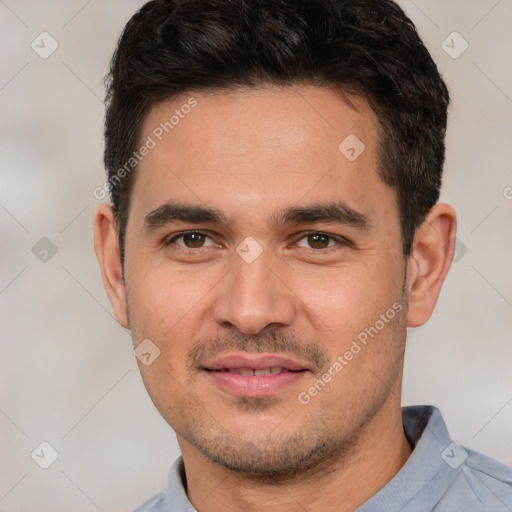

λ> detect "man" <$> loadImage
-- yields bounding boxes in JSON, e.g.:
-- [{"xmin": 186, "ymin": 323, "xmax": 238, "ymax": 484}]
[{"xmin": 94, "ymin": 0, "xmax": 512, "ymax": 510}]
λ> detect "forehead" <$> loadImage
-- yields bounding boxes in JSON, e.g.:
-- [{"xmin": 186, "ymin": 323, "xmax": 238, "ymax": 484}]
[
  {"xmin": 130, "ymin": 85, "xmax": 395, "ymax": 230},
  {"xmin": 142, "ymin": 85, "xmax": 378, "ymax": 165}
]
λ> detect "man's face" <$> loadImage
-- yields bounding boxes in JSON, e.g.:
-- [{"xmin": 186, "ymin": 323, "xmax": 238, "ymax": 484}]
[{"xmin": 123, "ymin": 86, "xmax": 408, "ymax": 477}]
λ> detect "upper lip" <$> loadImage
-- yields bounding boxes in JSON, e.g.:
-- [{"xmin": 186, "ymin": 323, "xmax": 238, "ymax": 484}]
[{"xmin": 202, "ymin": 352, "xmax": 310, "ymax": 372}]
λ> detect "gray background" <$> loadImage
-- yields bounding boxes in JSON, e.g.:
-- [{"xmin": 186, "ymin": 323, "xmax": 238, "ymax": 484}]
[{"xmin": 1, "ymin": 1, "xmax": 511, "ymax": 511}]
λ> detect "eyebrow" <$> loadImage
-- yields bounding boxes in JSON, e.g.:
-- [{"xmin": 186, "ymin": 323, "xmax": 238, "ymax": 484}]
[
  {"xmin": 271, "ymin": 201, "xmax": 371, "ymax": 231},
  {"xmin": 142, "ymin": 200, "xmax": 371, "ymax": 233},
  {"xmin": 143, "ymin": 202, "xmax": 227, "ymax": 233}
]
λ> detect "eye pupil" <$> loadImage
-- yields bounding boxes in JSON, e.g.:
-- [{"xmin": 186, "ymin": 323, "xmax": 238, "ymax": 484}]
[
  {"xmin": 308, "ymin": 234, "xmax": 329, "ymax": 249},
  {"xmin": 183, "ymin": 233, "xmax": 205, "ymax": 248}
]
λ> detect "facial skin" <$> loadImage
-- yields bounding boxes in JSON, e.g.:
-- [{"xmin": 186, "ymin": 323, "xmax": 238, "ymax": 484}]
[{"xmin": 95, "ymin": 86, "xmax": 456, "ymax": 511}]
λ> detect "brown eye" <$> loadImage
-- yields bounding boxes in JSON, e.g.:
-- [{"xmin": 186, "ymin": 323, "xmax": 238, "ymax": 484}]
[
  {"xmin": 294, "ymin": 232, "xmax": 346, "ymax": 252},
  {"xmin": 182, "ymin": 232, "xmax": 206, "ymax": 248},
  {"xmin": 167, "ymin": 231, "xmax": 216, "ymax": 249},
  {"xmin": 306, "ymin": 233, "xmax": 331, "ymax": 249}
]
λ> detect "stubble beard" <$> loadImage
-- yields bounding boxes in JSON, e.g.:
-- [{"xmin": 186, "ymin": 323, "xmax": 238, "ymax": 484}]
[{"xmin": 177, "ymin": 337, "xmax": 407, "ymax": 484}]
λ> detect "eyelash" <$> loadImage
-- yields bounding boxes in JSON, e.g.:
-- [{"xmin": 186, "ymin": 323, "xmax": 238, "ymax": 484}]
[{"xmin": 164, "ymin": 230, "xmax": 349, "ymax": 253}]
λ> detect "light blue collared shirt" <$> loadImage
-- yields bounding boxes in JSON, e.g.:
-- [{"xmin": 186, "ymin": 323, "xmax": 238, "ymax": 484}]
[{"xmin": 134, "ymin": 405, "xmax": 512, "ymax": 511}]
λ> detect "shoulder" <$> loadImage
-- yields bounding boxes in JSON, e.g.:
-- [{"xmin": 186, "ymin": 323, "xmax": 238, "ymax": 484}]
[
  {"xmin": 133, "ymin": 456, "xmax": 194, "ymax": 512},
  {"xmin": 434, "ymin": 447, "xmax": 512, "ymax": 511},
  {"xmin": 133, "ymin": 491, "xmax": 168, "ymax": 512}
]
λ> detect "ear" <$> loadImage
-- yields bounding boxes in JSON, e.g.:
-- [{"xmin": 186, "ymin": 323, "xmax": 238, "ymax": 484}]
[
  {"xmin": 94, "ymin": 203, "xmax": 129, "ymax": 328},
  {"xmin": 406, "ymin": 203, "xmax": 457, "ymax": 327}
]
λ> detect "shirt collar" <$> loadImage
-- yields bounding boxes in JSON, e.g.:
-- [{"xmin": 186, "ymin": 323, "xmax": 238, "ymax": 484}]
[{"xmin": 357, "ymin": 405, "xmax": 462, "ymax": 511}]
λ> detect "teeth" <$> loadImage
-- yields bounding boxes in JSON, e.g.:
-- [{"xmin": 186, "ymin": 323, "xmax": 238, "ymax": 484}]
[
  {"xmin": 225, "ymin": 367, "xmax": 284, "ymax": 375},
  {"xmin": 254, "ymin": 368, "xmax": 271, "ymax": 376}
]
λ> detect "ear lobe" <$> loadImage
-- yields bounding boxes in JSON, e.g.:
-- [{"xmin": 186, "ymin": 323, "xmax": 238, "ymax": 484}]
[
  {"xmin": 94, "ymin": 203, "xmax": 129, "ymax": 328},
  {"xmin": 406, "ymin": 203, "xmax": 457, "ymax": 328}
]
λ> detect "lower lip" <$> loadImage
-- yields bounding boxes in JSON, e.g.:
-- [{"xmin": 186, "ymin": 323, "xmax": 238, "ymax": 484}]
[{"xmin": 204, "ymin": 370, "xmax": 308, "ymax": 397}]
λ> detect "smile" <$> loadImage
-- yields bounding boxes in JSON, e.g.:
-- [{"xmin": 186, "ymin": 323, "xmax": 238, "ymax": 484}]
[{"xmin": 210, "ymin": 367, "xmax": 297, "ymax": 375}]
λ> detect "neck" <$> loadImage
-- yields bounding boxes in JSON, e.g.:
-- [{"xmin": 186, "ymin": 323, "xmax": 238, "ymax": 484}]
[{"xmin": 178, "ymin": 392, "xmax": 413, "ymax": 512}]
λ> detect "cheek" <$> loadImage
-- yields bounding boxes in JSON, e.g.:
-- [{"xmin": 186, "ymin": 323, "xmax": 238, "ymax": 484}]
[
  {"xmin": 295, "ymin": 267, "xmax": 406, "ymax": 405},
  {"xmin": 127, "ymin": 267, "xmax": 208, "ymax": 405},
  {"xmin": 127, "ymin": 261, "xmax": 214, "ymax": 338},
  {"xmin": 294, "ymin": 262, "xmax": 401, "ymax": 344}
]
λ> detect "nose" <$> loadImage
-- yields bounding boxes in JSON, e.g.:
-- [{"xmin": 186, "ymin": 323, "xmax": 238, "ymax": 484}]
[{"xmin": 212, "ymin": 252, "xmax": 296, "ymax": 335}]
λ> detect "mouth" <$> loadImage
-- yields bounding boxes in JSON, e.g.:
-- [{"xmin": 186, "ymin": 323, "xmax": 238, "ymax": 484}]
[
  {"xmin": 209, "ymin": 367, "xmax": 300, "ymax": 375},
  {"xmin": 201, "ymin": 353, "xmax": 310, "ymax": 397}
]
